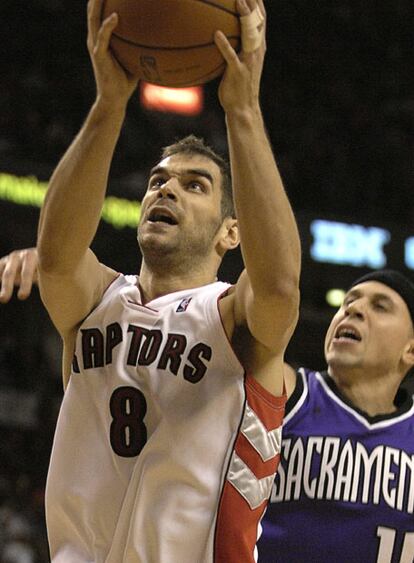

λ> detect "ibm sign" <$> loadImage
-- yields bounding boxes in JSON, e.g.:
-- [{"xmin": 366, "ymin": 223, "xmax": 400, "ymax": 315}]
[{"xmin": 310, "ymin": 220, "xmax": 414, "ymax": 270}]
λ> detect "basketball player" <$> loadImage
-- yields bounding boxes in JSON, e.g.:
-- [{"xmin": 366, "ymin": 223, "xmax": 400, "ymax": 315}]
[
  {"xmin": 4, "ymin": 263, "xmax": 414, "ymax": 563},
  {"xmin": 7, "ymin": 0, "xmax": 300, "ymax": 561},
  {"xmin": 258, "ymin": 269, "xmax": 414, "ymax": 563},
  {"xmin": 5, "ymin": 263, "xmax": 414, "ymax": 563},
  {"xmin": 3, "ymin": 8, "xmax": 414, "ymax": 563}
]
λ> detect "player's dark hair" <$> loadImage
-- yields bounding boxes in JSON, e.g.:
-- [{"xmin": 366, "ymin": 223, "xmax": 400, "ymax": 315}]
[
  {"xmin": 350, "ymin": 269, "xmax": 414, "ymax": 326},
  {"xmin": 161, "ymin": 135, "xmax": 235, "ymax": 220}
]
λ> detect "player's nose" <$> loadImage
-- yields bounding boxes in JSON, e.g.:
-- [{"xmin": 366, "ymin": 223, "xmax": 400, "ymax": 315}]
[
  {"xmin": 158, "ymin": 178, "xmax": 178, "ymax": 200},
  {"xmin": 344, "ymin": 299, "xmax": 365, "ymax": 319}
]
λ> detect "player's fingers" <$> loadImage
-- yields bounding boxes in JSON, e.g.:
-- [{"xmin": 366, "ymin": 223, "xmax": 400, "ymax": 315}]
[
  {"xmin": 0, "ymin": 257, "xmax": 19, "ymax": 304},
  {"xmin": 245, "ymin": 0, "xmax": 258, "ymax": 13},
  {"xmin": 214, "ymin": 30, "xmax": 241, "ymax": 67},
  {"xmin": 237, "ymin": 0, "xmax": 251, "ymax": 17},
  {"xmin": 255, "ymin": 0, "xmax": 267, "ymax": 33},
  {"xmin": 239, "ymin": 0, "xmax": 266, "ymax": 54},
  {"xmin": 0, "ymin": 256, "xmax": 5, "ymax": 277},
  {"xmin": 87, "ymin": 0, "xmax": 105, "ymax": 52},
  {"xmin": 0, "ymin": 257, "xmax": 7, "ymax": 298},
  {"xmin": 17, "ymin": 249, "xmax": 38, "ymax": 300},
  {"xmin": 95, "ymin": 13, "xmax": 118, "ymax": 57},
  {"xmin": 257, "ymin": 0, "xmax": 266, "ymax": 19}
]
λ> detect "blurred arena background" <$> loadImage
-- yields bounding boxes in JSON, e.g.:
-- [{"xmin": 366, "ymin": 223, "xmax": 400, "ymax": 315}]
[{"xmin": 1, "ymin": 1, "xmax": 414, "ymax": 560}]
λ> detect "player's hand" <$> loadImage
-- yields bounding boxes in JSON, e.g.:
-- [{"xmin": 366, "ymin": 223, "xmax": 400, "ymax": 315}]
[
  {"xmin": 0, "ymin": 248, "xmax": 38, "ymax": 304},
  {"xmin": 87, "ymin": 0, "xmax": 139, "ymax": 109},
  {"xmin": 214, "ymin": 0, "xmax": 266, "ymax": 114}
]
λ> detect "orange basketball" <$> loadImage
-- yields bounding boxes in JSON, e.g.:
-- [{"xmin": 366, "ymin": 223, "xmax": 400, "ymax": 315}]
[{"xmin": 102, "ymin": 0, "xmax": 240, "ymax": 87}]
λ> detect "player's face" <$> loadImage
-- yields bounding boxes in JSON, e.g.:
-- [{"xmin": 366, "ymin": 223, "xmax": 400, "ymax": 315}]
[
  {"xmin": 325, "ymin": 281, "xmax": 414, "ymax": 375},
  {"xmin": 137, "ymin": 153, "xmax": 225, "ymax": 261}
]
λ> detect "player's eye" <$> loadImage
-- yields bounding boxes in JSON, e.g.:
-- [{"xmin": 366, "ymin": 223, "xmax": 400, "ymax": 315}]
[
  {"xmin": 373, "ymin": 301, "xmax": 387, "ymax": 311},
  {"xmin": 187, "ymin": 181, "xmax": 204, "ymax": 192},
  {"xmin": 149, "ymin": 177, "xmax": 166, "ymax": 189},
  {"xmin": 343, "ymin": 296, "xmax": 355, "ymax": 307}
]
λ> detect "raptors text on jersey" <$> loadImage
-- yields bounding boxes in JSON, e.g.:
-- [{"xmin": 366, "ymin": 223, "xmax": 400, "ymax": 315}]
[{"xmin": 46, "ymin": 275, "xmax": 285, "ymax": 563}]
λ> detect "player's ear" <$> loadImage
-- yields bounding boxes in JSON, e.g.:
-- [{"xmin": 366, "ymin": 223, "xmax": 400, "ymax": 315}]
[
  {"xmin": 224, "ymin": 217, "xmax": 239, "ymax": 249},
  {"xmin": 402, "ymin": 337, "xmax": 414, "ymax": 369},
  {"xmin": 216, "ymin": 217, "xmax": 239, "ymax": 255}
]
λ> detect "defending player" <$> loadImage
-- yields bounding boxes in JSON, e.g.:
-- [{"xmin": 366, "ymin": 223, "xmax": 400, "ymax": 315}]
[
  {"xmin": 0, "ymin": 247, "xmax": 37, "ymax": 303},
  {"xmin": 258, "ymin": 270, "xmax": 414, "ymax": 563},
  {"xmin": 13, "ymin": 0, "xmax": 301, "ymax": 561}
]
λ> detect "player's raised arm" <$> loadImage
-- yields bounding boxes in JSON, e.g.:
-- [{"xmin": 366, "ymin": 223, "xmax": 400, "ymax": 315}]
[
  {"xmin": 215, "ymin": 0, "xmax": 301, "ymax": 392},
  {"xmin": 37, "ymin": 0, "xmax": 138, "ymax": 336}
]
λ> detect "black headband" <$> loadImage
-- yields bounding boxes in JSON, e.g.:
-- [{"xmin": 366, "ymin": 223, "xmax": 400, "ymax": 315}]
[{"xmin": 350, "ymin": 269, "xmax": 414, "ymax": 323}]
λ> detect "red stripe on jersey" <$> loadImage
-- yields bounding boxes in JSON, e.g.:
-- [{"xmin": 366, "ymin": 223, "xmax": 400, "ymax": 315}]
[
  {"xmin": 214, "ymin": 375, "xmax": 286, "ymax": 562},
  {"xmin": 214, "ymin": 481, "xmax": 268, "ymax": 562},
  {"xmin": 235, "ymin": 432, "xmax": 280, "ymax": 480}
]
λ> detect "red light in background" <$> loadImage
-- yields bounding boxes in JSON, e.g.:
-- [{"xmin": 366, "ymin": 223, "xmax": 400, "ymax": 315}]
[{"xmin": 140, "ymin": 83, "xmax": 203, "ymax": 116}]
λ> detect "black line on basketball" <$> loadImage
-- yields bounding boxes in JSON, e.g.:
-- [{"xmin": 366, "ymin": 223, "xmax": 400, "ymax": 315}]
[
  {"xmin": 194, "ymin": 0, "xmax": 238, "ymax": 17},
  {"xmin": 112, "ymin": 32, "xmax": 239, "ymax": 51}
]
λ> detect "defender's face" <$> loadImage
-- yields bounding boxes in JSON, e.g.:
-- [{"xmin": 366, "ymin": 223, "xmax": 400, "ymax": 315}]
[
  {"xmin": 138, "ymin": 153, "xmax": 224, "ymax": 257},
  {"xmin": 324, "ymin": 281, "xmax": 414, "ymax": 373}
]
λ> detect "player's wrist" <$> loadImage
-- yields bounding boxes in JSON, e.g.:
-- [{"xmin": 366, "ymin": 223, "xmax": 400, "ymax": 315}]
[
  {"xmin": 225, "ymin": 104, "xmax": 262, "ymax": 127},
  {"xmin": 91, "ymin": 95, "xmax": 128, "ymax": 123}
]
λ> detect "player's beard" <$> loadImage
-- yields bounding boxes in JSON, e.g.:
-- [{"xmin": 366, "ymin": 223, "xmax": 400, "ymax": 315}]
[{"xmin": 137, "ymin": 215, "xmax": 223, "ymax": 276}]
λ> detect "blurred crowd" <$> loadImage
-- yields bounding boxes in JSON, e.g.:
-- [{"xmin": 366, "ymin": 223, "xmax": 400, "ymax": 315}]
[
  {"xmin": 0, "ymin": 430, "xmax": 50, "ymax": 562},
  {"xmin": 0, "ymin": 294, "xmax": 61, "ymax": 562}
]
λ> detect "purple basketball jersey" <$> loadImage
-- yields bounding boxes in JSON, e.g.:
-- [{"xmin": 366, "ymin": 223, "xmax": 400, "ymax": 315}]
[{"xmin": 258, "ymin": 368, "xmax": 414, "ymax": 563}]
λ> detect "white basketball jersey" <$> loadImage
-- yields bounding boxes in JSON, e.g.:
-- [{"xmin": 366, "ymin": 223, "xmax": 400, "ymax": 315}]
[{"xmin": 45, "ymin": 275, "xmax": 285, "ymax": 562}]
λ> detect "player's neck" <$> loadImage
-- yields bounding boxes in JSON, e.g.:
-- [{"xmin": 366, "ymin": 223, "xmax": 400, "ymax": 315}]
[
  {"xmin": 328, "ymin": 366, "xmax": 402, "ymax": 416},
  {"xmin": 138, "ymin": 261, "xmax": 218, "ymax": 303}
]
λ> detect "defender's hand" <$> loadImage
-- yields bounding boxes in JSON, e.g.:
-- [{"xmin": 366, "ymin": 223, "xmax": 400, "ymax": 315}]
[{"xmin": 0, "ymin": 248, "xmax": 38, "ymax": 303}]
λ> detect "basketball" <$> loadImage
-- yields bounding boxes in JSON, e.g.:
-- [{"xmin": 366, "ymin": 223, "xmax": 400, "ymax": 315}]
[{"xmin": 102, "ymin": 0, "xmax": 241, "ymax": 87}]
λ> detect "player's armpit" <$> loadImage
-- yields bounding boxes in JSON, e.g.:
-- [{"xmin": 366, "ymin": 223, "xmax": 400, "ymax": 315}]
[
  {"xmin": 248, "ymin": 345, "xmax": 286, "ymax": 397},
  {"xmin": 38, "ymin": 248, "xmax": 118, "ymax": 337},
  {"xmin": 218, "ymin": 285, "xmax": 293, "ymax": 397}
]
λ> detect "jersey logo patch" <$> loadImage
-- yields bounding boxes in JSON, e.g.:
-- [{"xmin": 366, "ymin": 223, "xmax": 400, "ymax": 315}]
[{"xmin": 176, "ymin": 297, "xmax": 192, "ymax": 313}]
